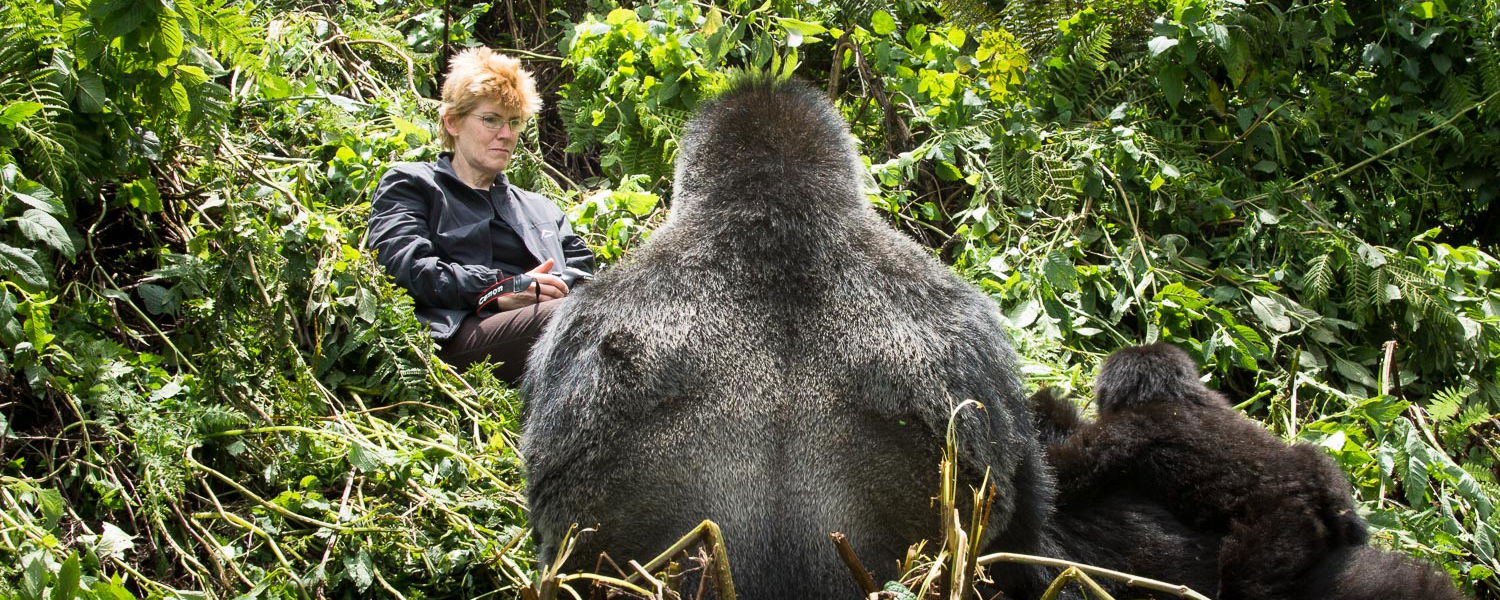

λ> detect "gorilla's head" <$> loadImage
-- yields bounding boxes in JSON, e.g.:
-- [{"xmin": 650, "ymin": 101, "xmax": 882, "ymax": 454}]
[
  {"xmin": 671, "ymin": 75, "xmax": 865, "ymax": 221},
  {"xmin": 1094, "ymin": 343, "xmax": 1227, "ymax": 413}
]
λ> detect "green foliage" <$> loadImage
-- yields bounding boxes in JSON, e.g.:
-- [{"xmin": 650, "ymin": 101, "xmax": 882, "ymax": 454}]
[
  {"xmin": 559, "ymin": 1, "xmax": 749, "ymax": 186},
  {"xmin": 558, "ymin": 0, "xmax": 1500, "ymax": 595},
  {"xmin": 2, "ymin": 0, "xmax": 1498, "ymax": 597},
  {"xmin": 1, "ymin": 0, "xmax": 532, "ymax": 598}
]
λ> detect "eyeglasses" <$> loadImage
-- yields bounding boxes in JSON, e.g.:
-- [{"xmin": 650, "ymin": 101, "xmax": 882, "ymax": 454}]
[{"xmin": 471, "ymin": 113, "xmax": 528, "ymax": 131}]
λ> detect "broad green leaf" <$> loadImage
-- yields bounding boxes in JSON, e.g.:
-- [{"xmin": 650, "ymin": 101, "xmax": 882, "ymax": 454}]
[
  {"xmin": 1229, "ymin": 324, "xmax": 1269, "ymax": 359},
  {"xmin": 1159, "ymin": 65, "xmax": 1185, "ymax": 109},
  {"xmin": 258, "ymin": 73, "xmax": 292, "ymax": 100},
  {"xmin": 154, "ymin": 12, "xmax": 185, "ymax": 60},
  {"xmin": 138, "ymin": 283, "xmax": 175, "ymax": 315},
  {"xmin": 0, "ymin": 101, "xmax": 43, "ymax": 127},
  {"xmin": 1475, "ymin": 522, "xmax": 1499, "ymax": 565},
  {"xmin": 779, "ymin": 47, "xmax": 800, "ymax": 76},
  {"xmin": 905, "ymin": 24, "xmax": 926, "ymax": 48},
  {"xmin": 1148, "ymin": 36, "xmax": 1179, "ymax": 57},
  {"xmin": 25, "ymin": 299, "xmax": 55, "ymax": 347},
  {"xmin": 123, "ymin": 178, "xmax": 163, "ymax": 213},
  {"xmin": 1249, "ymin": 295, "xmax": 1291, "ymax": 332},
  {"xmin": 701, "ymin": 6, "xmax": 723, "ymax": 36},
  {"xmin": 619, "ymin": 191, "xmax": 657, "ymax": 216},
  {"xmin": 1416, "ymin": 26, "xmax": 1444, "ymax": 49},
  {"xmin": 1225, "ymin": 37, "xmax": 1250, "ymax": 86},
  {"xmin": 51, "ymin": 553, "xmax": 80, "ymax": 600},
  {"xmin": 176, "ymin": 64, "xmax": 209, "ymax": 85},
  {"xmin": 16, "ymin": 210, "xmax": 75, "ymax": 259},
  {"xmin": 935, "ymin": 160, "xmax": 962, "ymax": 181},
  {"xmin": 91, "ymin": 0, "xmax": 152, "ymax": 39},
  {"xmin": 1155, "ymin": 282, "xmax": 1209, "ymax": 310},
  {"xmin": 1356, "ymin": 242, "xmax": 1387, "ymax": 268},
  {"xmin": 166, "ymin": 80, "xmax": 190, "ymax": 113},
  {"xmin": 779, "ymin": 18, "xmax": 825, "ymax": 37},
  {"xmin": 1409, "ymin": 1, "xmax": 1437, "ymax": 18},
  {"xmin": 345, "ymin": 549, "xmax": 375, "ymax": 591},
  {"xmin": 88, "ymin": 522, "xmax": 136, "ymax": 561},
  {"xmin": 1332, "ymin": 354, "xmax": 1378, "ymax": 390},
  {"xmin": 1432, "ymin": 52, "xmax": 1451, "ymax": 73},
  {"xmin": 1400, "ymin": 421, "xmax": 1433, "ymax": 507},
  {"xmin": 948, "ymin": 27, "xmax": 968, "ymax": 48},
  {"xmin": 1043, "ymin": 252, "xmax": 1077, "ymax": 291},
  {"xmin": 1200, "ymin": 23, "xmax": 1229, "ymax": 50},
  {"xmin": 871, "ymin": 11, "xmax": 896, "ymax": 36},
  {"xmin": 77, "ymin": 73, "xmax": 109, "ymax": 113},
  {"xmin": 349, "ymin": 443, "xmax": 396, "ymax": 471},
  {"xmin": 3, "ymin": 165, "xmax": 66, "ymax": 215},
  {"xmin": 1005, "ymin": 298, "xmax": 1042, "ymax": 328},
  {"xmin": 0, "ymin": 243, "xmax": 47, "ymax": 289},
  {"xmin": 33, "ymin": 487, "xmax": 64, "ymax": 528},
  {"xmin": 0, "ymin": 291, "xmax": 16, "ymax": 345},
  {"xmin": 605, "ymin": 8, "xmax": 636, "ymax": 25},
  {"xmin": 23, "ymin": 552, "xmax": 44, "ymax": 600},
  {"xmin": 91, "ymin": 575, "xmax": 138, "ymax": 600}
]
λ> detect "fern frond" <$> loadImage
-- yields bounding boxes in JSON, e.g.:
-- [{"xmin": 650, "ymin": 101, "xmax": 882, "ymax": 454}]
[
  {"xmin": 1454, "ymin": 402, "xmax": 1495, "ymax": 433},
  {"xmin": 0, "ymin": 25, "xmax": 81, "ymax": 191},
  {"xmin": 1385, "ymin": 259, "xmax": 1462, "ymax": 336},
  {"xmin": 1303, "ymin": 253, "xmax": 1335, "ymax": 303},
  {"xmin": 1349, "ymin": 259, "xmax": 1379, "ymax": 321},
  {"xmin": 1441, "ymin": 73, "xmax": 1477, "ymax": 113},
  {"xmin": 1476, "ymin": 39, "xmax": 1500, "ymax": 98},
  {"xmin": 934, "ymin": 0, "xmax": 1004, "ymax": 31},
  {"xmin": 998, "ymin": 0, "xmax": 1079, "ymax": 53},
  {"xmin": 1426, "ymin": 386, "xmax": 1472, "ymax": 423},
  {"xmin": 193, "ymin": 405, "xmax": 250, "ymax": 435}
]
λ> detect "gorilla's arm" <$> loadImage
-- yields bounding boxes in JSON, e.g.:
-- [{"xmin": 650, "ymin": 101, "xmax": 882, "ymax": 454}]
[
  {"xmin": 1029, "ymin": 387, "xmax": 1083, "ymax": 446},
  {"xmin": 1046, "ymin": 414, "xmax": 1153, "ymax": 500}
]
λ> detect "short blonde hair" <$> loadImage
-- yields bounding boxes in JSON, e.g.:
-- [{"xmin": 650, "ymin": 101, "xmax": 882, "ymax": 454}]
[{"xmin": 439, "ymin": 48, "xmax": 542, "ymax": 149}]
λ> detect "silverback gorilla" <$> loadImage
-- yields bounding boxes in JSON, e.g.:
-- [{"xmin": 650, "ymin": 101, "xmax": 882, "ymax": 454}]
[{"xmin": 521, "ymin": 76, "xmax": 1057, "ymax": 598}]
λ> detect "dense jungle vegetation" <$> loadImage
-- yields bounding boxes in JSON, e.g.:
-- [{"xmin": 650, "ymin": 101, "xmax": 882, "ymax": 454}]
[{"xmin": 1, "ymin": 0, "xmax": 1498, "ymax": 597}]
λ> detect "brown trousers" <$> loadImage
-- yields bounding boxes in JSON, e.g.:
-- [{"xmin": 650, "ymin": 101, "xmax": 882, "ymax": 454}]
[{"xmin": 438, "ymin": 299, "xmax": 562, "ymax": 384}]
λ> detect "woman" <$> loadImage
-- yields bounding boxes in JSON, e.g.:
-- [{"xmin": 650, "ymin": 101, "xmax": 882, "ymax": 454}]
[{"xmin": 367, "ymin": 48, "xmax": 594, "ymax": 383}]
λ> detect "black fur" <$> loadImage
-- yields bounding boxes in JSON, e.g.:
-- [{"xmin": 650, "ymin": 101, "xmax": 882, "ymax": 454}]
[
  {"xmin": 521, "ymin": 77, "xmax": 1057, "ymax": 598},
  {"xmin": 1034, "ymin": 346, "xmax": 1466, "ymax": 600},
  {"xmin": 1051, "ymin": 343, "xmax": 1365, "ymax": 599},
  {"xmin": 1032, "ymin": 388, "xmax": 1220, "ymax": 598},
  {"xmin": 1297, "ymin": 544, "xmax": 1464, "ymax": 600}
]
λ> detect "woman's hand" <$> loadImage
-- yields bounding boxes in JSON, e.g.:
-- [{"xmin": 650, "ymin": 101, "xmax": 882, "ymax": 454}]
[{"xmin": 493, "ymin": 259, "xmax": 570, "ymax": 310}]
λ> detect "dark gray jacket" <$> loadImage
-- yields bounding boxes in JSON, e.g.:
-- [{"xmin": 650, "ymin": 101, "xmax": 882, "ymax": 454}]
[{"xmin": 367, "ymin": 154, "xmax": 594, "ymax": 341}]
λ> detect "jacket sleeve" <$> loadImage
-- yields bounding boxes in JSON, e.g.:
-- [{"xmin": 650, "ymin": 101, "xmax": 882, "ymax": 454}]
[
  {"xmin": 557, "ymin": 210, "xmax": 596, "ymax": 276},
  {"xmin": 367, "ymin": 167, "xmax": 500, "ymax": 310}
]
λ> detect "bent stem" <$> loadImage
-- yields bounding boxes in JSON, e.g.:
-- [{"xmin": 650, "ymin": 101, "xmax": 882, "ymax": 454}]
[
  {"xmin": 531, "ymin": 520, "xmax": 738, "ymax": 600},
  {"xmin": 978, "ymin": 552, "xmax": 1211, "ymax": 600}
]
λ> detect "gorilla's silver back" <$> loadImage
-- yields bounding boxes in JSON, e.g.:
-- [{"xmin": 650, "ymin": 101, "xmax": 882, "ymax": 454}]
[{"xmin": 522, "ymin": 77, "xmax": 1051, "ymax": 599}]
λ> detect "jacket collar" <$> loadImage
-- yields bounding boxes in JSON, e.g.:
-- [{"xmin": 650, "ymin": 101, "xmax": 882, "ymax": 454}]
[{"xmin": 435, "ymin": 152, "xmax": 509, "ymax": 190}]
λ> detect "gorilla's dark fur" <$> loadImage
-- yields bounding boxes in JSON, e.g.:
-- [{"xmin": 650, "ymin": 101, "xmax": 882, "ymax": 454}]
[
  {"xmin": 1030, "ymin": 388, "xmax": 1222, "ymax": 597},
  {"xmin": 522, "ymin": 77, "xmax": 1057, "ymax": 598},
  {"xmin": 1034, "ymin": 345, "xmax": 1464, "ymax": 600}
]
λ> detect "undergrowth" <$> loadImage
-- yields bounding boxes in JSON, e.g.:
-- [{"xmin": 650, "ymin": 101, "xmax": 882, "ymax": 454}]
[{"xmin": 1, "ymin": 0, "xmax": 1496, "ymax": 598}]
